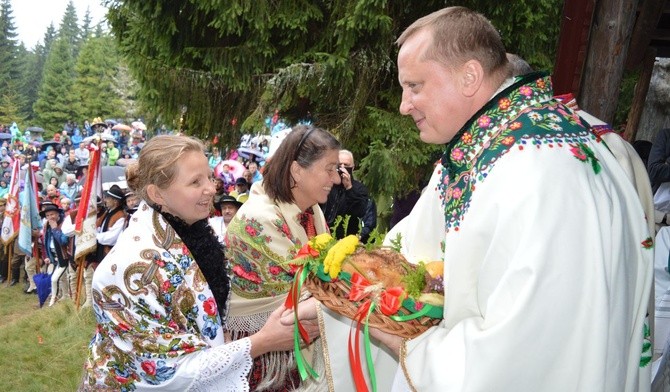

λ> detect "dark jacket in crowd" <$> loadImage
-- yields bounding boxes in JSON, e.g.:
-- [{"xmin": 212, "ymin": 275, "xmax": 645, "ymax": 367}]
[
  {"xmin": 647, "ymin": 128, "xmax": 670, "ymax": 193},
  {"xmin": 360, "ymin": 198, "xmax": 377, "ymax": 244},
  {"xmin": 321, "ymin": 179, "xmax": 369, "ymax": 239}
]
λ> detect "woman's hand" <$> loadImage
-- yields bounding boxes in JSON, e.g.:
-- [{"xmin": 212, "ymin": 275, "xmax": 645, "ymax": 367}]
[
  {"xmin": 279, "ymin": 297, "xmax": 318, "ymax": 325},
  {"xmin": 249, "ymin": 304, "xmax": 320, "ymax": 358}
]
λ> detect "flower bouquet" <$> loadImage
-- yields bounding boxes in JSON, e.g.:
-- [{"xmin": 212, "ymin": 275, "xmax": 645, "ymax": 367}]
[{"xmin": 283, "ymin": 233, "xmax": 444, "ymax": 389}]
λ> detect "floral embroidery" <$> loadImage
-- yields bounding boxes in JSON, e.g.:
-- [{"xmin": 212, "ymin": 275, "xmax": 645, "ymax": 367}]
[
  {"xmin": 498, "ymin": 97, "xmax": 511, "ymax": 111},
  {"xmin": 501, "ymin": 136, "xmax": 515, "ymax": 146},
  {"xmin": 509, "ymin": 121, "xmax": 522, "ymax": 130},
  {"xmin": 641, "ymin": 237, "xmax": 653, "ymax": 249},
  {"xmin": 641, "ymin": 321, "xmax": 652, "ymax": 367},
  {"xmin": 519, "ymin": 85, "xmax": 533, "ymax": 97},
  {"xmin": 438, "ymin": 74, "xmax": 600, "ymax": 231},
  {"xmin": 570, "ymin": 143, "xmax": 601, "ymax": 174},
  {"xmin": 141, "ymin": 359, "xmax": 176, "ymax": 385},
  {"xmin": 478, "ymin": 115, "xmax": 492, "ymax": 128},
  {"xmin": 451, "ymin": 148, "xmax": 465, "ymax": 162},
  {"xmin": 461, "ymin": 132, "xmax": 473, "ymax": 144}
]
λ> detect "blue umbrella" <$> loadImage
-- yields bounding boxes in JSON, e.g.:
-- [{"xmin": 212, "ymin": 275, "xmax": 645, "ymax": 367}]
[{"xmin": 34, "ymin": 270, "xmax": 52, "ymax": 307}]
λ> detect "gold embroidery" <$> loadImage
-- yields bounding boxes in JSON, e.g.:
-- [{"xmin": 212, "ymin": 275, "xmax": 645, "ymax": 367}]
[
  {"xmin": 124, "ymin": 261, "xmax": 159, "ymax": 296},
  {"xmin": 151, "ymin": 210, "xmax": 181, "ymax": 249},
  {"xmin": 96, "ymin": 286, "xmax": 129, "ymax": 310},
  {"xmin": 316, "ymin": 303, "xmax": 335, "ymax": 392},
  {"xmin": 173, "ymin": 285, "xmax": 195, "ymax": 328},
  {"xmin": 191, "ymin": 266, "xmax": 207, "ymax": 292},
  {"xmin": 399, "ymin": 339, "xmax": 418, "ymax": 392}
]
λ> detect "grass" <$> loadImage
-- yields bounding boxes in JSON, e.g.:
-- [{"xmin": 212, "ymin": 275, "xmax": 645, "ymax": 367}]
[{"xmin": 0, "ymin": 281, "xmax": 96, "ymax": 391}]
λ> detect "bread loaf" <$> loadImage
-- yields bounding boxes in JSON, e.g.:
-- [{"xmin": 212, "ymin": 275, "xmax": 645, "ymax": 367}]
[{"xmin": 341, "ymin": 248, "xmax": 408, "ymax": 288}]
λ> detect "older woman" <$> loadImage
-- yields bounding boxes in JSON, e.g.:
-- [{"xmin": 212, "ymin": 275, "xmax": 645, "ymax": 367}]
[
  {"xmin": 81, "ymin": 135, "xmax": 316, "ymax": 391},
  {"xmin": 225, "ymin": 125, "xmax": 343, "ymax": 391}
]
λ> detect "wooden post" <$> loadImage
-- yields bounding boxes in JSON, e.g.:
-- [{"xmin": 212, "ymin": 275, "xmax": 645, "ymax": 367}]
[
  {"xmin": 552, "ymin": 0, "xmax": 597, "ymax": 96},
  {"xmin": 5, "ymin": 241, "xmax": 13, "ymax": 284},
  {"xmin": 75, "ymin": 257, "xmax": 85, "ymax": 309},
  {"xmin": 624, "ymin": 0, "xmax": 665, "ymax": 70},
  {"xmin": 579, "ymin": 0, "xmax": 640, "ymax": 124},
  {"xmin": 623, "ymin": 49, "xmax": 657, "ymax": 142}
]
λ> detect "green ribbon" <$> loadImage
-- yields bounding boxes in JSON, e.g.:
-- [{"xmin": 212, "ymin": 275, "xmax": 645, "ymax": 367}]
[
  {"xmin": 390, "ymin": 303, "xmax": 435, "ymax": 321},
  {"xmin": 293, "ymin": 265, "xmax": 318, "ymax": 381},
  {"xmin": 363, "ymin": 302, "xmax": 377, "ymax": 392}
]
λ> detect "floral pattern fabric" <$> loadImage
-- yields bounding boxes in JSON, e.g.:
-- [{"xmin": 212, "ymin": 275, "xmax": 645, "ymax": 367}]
[
  {"xmin": 81, "ymin": 201, "xmax": 252, "ymax": 392},
  {"xmin": 225, "ymin": 183, "xmax": 329, "ymax": 299}
]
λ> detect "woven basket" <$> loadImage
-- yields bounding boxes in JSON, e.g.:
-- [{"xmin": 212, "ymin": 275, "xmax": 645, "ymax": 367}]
[{"xmin": 304, "ymin": 250, "xmax": 442, "ymax": 339}]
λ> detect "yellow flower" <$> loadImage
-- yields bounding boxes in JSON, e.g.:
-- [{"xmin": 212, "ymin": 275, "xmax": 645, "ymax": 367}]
[
  {"xmin": 323, "ymin": 235, "xmax": 359, "ymax": 279},
  {"xmin": 310, "ymin": 233, "xmax": 333, "ymax": 251}
]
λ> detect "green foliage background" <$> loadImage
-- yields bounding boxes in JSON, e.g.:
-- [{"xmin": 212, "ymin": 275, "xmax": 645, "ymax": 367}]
[{"xmin": 104, "ymin": 0, "xmax": 564, "ymax": 201}]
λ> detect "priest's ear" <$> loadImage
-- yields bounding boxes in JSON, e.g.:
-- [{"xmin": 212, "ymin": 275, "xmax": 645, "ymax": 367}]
[{"xmin": 460, "ymin": 60, "xmax": 484, "ymax": 97}]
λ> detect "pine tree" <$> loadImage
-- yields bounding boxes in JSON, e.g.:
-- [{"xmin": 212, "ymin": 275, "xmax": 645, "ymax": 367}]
[
  {"xmin": 42, "ymin": 23, "xmax": 57, "ymax": 54},
  {"xmin": 72, "ymin": 34, "xmax": 124, "ymax": 120},
  {"xmin": 16, "ymin": 44, "xmax": 40, "ymax": 121},
  {"xmin": 80, "ymin": 8, "xmax": 93, "ymax": 42},
  {"xmin": 58, "ymin": 0, "xmax": 80, "ymax": 58},
  {"xmin": 0, "ymin": 88, "xmax": 22, "ymax": 125},
  {"xmin": 0, "ymin": 0, "xmax": 26, "ymax": 128},
  {"xmin": 32, "ymin": 37, "xmax": 77, "ymax": 136}
]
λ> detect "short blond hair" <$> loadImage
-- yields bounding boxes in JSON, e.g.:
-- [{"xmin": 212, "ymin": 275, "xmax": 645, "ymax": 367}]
[{"xmin": 397, "ymin": 7, "xmax": 509, "ymax": 79}]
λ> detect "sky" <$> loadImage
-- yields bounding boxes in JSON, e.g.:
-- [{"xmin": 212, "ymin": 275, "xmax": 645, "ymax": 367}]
[{"xmin": 9, "ymin": 0, "xmax": 109, "ymax": 50}]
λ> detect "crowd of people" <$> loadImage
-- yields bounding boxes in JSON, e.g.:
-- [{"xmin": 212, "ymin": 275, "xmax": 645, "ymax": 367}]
[{"xmin": 0, "ymin": 6, "xmax": 659, "ymax": 392}]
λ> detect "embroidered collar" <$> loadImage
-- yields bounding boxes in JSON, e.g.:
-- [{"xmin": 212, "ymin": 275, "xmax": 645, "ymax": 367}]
[
  {"xmin": 442, "ymin": 71, "xmax": 550, "ymax": 168},
  {"xmin": 436, "ymin": 72, "xmax": 593, "ymax": 231}
]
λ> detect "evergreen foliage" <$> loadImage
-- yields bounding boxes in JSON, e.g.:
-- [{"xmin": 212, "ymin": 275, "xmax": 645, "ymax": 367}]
[
  {"xmin": 58, "ymin": 0, "xmax": 81, "ymax": 58},
  {"xmin": 105, "ymin": 0, "xmax": 562, "ymax": 199},
  {"xmin": 32, "ymin": 37, "xmax": 77, "ymax": 136},
  {"xmin": 72, "ymin": 34, "xmax": 125, "ymax": 121},
  {"xmin": 81, "ymin": 8, "xmax": 93, "ymax": 42},
  {"xmin": 0, "ymin": 0, "xmax": 19, "ymax": 90},
  {"xmin": 0, "ymin": 0, "xmax": 28, "ymax": 123}
]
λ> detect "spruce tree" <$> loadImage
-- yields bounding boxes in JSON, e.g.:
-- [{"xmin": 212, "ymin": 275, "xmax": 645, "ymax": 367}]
[
  {"xmin": 0, "ymin": 0, "xmax": 22, "ymax": 124},
  {"xmin": 72, "ymin": 34, "xmax": 124, "ymax": 121},
  {"xmin": 32, "ymin": 37, "xmax": 77, "ymax": 136},
  {"xmin": 58, "ymin": 0, "xmax": 80, "ymax": 57},
  {"xmin": 80, "ymin": 8, "xmax": 93, "ymax": 42}
]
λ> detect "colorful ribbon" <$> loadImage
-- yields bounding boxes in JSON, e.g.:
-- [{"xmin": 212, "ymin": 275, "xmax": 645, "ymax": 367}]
[
  {"xmin": 284, "ymin": 265, "xmax": 318, "ymax": 381},
  {"xmin": 390, "ymin": 302, "xmax": 436, "ymax": 321},
  {"xmin": 379, "ymin": 286, "xmax": 406, "ymax": 316},
  {"xmin": 348, "ymin": 299, "xmax": 377, "ymax": 392},
  {"xmin": 348, "ymin": 272, "xmax": 373, "ymax": 301}
]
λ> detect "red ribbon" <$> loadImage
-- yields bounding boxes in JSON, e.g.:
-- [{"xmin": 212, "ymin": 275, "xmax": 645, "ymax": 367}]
[
  {"xmin": 295, "ymin": 243, "xmax": 319, "ymax": 259},
  {"xmin": 349, "ymin": 299, "xmax": 373, "ymax": 392},
  {"xmin": 284, "ymin": 266, "xmax": 311, "ymax": 345},
  {"xmin": 379, "ymin": 286, "xmax": 406, "ymax": 316},
  {"xmin": 348, "ymin": 272, "xmax": 372, "ymax": 301}
]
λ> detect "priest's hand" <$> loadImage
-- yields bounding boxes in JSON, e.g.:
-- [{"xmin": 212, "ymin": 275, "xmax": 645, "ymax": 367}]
[{"xmin": 369, "ymin": 327, "xmax": 402, "ymax": 359}]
